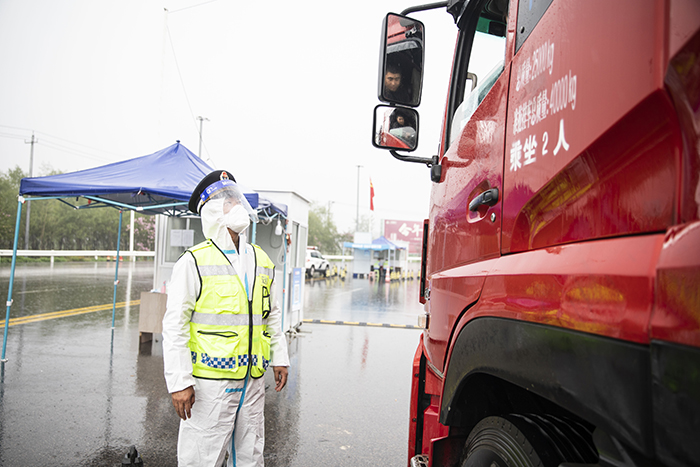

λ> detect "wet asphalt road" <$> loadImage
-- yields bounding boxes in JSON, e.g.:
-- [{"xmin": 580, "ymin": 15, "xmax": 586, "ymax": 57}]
[{"xmin": 0, "ymin": 261, "xmax": 423, "ymax": 466}]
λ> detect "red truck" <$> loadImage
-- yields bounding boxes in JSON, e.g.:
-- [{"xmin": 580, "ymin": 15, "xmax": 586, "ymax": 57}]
[{"xmin": 372, "ymin": 1, "xmax": 700, "ymax": 466}]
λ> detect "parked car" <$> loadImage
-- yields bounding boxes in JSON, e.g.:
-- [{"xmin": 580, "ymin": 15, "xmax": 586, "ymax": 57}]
[{"xmin": 305, "ymin": 247, "xmax": 329, "ymax": 278}]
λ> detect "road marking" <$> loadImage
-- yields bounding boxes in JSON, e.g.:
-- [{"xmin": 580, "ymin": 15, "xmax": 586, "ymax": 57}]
[
  {"xmin": 0, "ymin": 300, "xmax": 141, "ymax": 328},
  {"xmin": 303, "ymin": 318, "xmax": 421, "ymax": 330}
]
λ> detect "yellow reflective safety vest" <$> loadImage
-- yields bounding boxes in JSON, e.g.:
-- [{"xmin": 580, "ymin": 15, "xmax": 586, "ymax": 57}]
[{"xmin": 186, "ymin": 239, "xmax": 274, "ymax": 380}]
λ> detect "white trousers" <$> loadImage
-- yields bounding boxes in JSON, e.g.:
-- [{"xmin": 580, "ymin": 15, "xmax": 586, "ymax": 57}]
[{"xmin": 177, "ymin": 376, "xmax": 266, "ymax": 467}]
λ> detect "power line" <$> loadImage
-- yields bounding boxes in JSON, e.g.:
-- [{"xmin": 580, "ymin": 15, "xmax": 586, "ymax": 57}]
[
  {"xmin": 0, "ymin": 124, "xmax": 32, "ymax": 133},
  {"xmin": 168, "ymin": 0, "xmax": 219, "ymax": 14},
  {"xmin": 164, "ymin": 16, "xmax": 216, "ymax": 167},
  {"xmin": 35, "ymin": 130, "xmax": 125, "ymax": 159},
  {"xmin": 39, "ymin": 140, "xmax": 115, "ymax": 163},
  {"xmin": 0, "ymin": 124, "xmax": 126, "ymax": 162},
  {"xmin": 0, "ymin": 131, "xmax": 26, "ymax": 140},
  {"xmin": 165, "ymin": 22, "xmax": 197, "ymax": 126}
]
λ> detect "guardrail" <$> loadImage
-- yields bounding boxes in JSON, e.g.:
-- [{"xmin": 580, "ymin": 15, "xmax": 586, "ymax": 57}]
[
  {"xmin": 324, "ymin": 255, "xmax": 420, "ymax": 262},
  {"xmin": 0, "ymin": 250, "xmax": 155, "ymax": 265},
  {"xmin": 325, "ymin": 255, "xmax": 354, "ymax": 261}
]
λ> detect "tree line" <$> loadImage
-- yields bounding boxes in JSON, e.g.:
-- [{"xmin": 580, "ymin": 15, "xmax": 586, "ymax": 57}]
[
  {"xmin": 0, "ymin": 166, "xmax": 154, "ymax": 252},
  {"xmin": 307, "ymin": 203, "xmax": 372, "ymax": 255},
  {"xmin": 1, "ymin": 166, "xmax": 363, "ymax": 257}
]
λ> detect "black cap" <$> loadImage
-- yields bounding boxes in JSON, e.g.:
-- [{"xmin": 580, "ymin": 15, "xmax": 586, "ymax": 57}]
[{"xmin": 188, "ymin": 170, "xmax": 236, "ymax": 213}]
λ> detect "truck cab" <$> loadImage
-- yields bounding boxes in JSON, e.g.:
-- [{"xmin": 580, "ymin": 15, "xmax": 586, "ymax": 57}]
[{"xmin": 372, "ymin": 1, "xmax": 700, "ymax": 466}]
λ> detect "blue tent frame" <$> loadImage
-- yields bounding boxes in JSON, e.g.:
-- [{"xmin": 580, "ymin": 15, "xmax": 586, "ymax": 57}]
[{"xmin": 1, "ymin": 142, "xmax": 287, "ymax": 363}]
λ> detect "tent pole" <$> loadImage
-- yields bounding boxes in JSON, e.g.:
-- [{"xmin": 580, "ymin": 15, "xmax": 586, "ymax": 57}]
[
  {"xmin": 2, "ymin": 199, "xmax": 24, "ymax": 363},
  {"xmin": 281, "ymin": 231, "xmax": 287, "ymax": 332},
  {"xmin": 111, "ymin": 210, "xmax": 123, "ymax": 329}
]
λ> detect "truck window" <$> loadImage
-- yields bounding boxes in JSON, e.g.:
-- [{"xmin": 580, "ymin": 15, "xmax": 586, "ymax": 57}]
[{"xmin": 448, "ymin": 1, "xmax": 508, "ymax": 148}]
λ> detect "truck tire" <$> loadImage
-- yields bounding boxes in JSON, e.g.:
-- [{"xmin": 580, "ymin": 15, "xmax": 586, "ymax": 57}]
[
  {"xmin": 308, "ymin": 266, "xmax": 315, "ymax": 278},
  {"xmin": 460, "ymin": 414, "xmax": 597, "ymax": 467}
]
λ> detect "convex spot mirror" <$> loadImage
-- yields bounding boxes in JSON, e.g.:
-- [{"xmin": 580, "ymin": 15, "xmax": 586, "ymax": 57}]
[
  {"xmin": 378, "ymin": 13, "xmax": 424, "ymax": 107},
  {"xmin": 372, "ymin": 105, "xmax": 419, "ymax": 151}
]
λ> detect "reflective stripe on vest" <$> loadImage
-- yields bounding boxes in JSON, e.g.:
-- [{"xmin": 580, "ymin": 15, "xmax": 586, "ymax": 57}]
[
  {"xmin": 186, "ymin": 240, "xmax": 274, "ymax": 380},
  {"xmin": 198, "ymin": 264, "xmax": 236, "ymax": 276},
  {"xmin": 191, "ymin": 311, "xmax": 267, "ymax": 327}
]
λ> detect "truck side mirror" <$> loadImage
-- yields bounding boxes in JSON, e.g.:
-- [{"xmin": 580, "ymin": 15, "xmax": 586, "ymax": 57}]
[
  {"xmin": 372, "ymin": 105, "xmax": 419, "ymax": 151},
  {"xmin": 378, "ymin": 13, "xmax": 425, "ymax": 107}
]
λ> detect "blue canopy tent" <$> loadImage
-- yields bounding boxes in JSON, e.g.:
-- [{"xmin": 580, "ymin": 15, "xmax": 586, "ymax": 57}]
[{"xmin": 1, "ymin": 141, "xmax": 287, "ymax": 363}]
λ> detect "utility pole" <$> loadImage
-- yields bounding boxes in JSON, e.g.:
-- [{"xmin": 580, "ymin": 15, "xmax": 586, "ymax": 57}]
[
  {"xmin": 356, "ymin": 165, "xmax": 362, "ymax": 232},
  {"xmin": 197, "ymin": 116, "xmax": 209, "ymax": 158},
  {"xmin": 24, "ymin": 132, "xmax": 37, "ymax": 250},
  {"xmin": 327, "ymin": 200, "xmax": 333, "ymax": 225}
]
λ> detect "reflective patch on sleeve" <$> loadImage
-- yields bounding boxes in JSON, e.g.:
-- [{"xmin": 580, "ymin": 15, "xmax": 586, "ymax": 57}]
[{"xmin": 256, "ymin": 267, "xmax": 273, "ymax": 279}]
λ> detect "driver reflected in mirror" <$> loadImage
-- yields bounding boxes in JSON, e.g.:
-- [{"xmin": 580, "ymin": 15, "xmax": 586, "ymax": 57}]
[
  {"xmin": 389, "ymin": 107, "xmax": 415, "ymax": 131},
  {"xmin": 388, "ymin": 107, "xmax": 416, "ymax": 147},
  {"xmin": 384, "ymin": 63, "xmax": 411, "ymax": 104},
  {"xmin": 373, "ymin": 105, "xmax": 418, "ymax": 151},
  {"xmin": 380, "ymin": 13, "xmax": 424, "ymax": 107}
]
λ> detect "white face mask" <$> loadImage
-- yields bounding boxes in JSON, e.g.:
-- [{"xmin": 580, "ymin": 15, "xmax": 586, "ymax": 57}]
[
  {"xmin": 200, "ymin": 199, "xmax": 234, "ymax": 249},
  {"xmin": 223, "ymin": 204, "xmax": 250, "ymax": 233}
]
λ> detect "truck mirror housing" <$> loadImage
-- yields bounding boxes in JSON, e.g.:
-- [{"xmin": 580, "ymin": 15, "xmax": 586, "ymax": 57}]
[
  {"xmin": 372, "ymin": 105, "xmax": 419, "ymax": 151},
  {"xmin": 378, "ymin": 13, "xmax": 425, "ymax": 107}
]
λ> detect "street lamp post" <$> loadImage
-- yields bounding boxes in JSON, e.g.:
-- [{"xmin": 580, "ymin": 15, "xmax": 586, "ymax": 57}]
[
  {"xmin": 24, "ymin": 132, "xmax": 36, "ymax": 250},
  {"xmin": 197, "ymin": 116, "xmax": 209, "ymax": 158},
  {"xmin": 356, "ymin": 165, "xmax": 362, "ymax": 232}
]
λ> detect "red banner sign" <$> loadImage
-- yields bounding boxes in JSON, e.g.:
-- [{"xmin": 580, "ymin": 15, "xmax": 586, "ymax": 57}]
[{"xmin": 383, "ymin": 219, "xmax": 424, "ymax": 254}]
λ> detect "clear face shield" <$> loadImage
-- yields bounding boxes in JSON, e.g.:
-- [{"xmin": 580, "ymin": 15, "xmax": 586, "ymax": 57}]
[{"xmin": 199, "ymin": 180, "xmax": 259, "ymax": 243}]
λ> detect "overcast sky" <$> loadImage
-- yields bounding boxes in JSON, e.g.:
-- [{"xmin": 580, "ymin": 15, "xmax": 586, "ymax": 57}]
[{"xmin": 0, "ymin": 0, "xmax": 457, "ymax": 234}]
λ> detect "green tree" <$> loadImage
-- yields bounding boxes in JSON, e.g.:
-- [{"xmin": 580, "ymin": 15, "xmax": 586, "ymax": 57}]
[
  {"xmin": 0, "ymin": 166, "xmax": 27, "ymax": 249},
  {"xmin": 0, "ymin": 166, "xmax": 155, "ymax": 252},
  {"xmin": 307, "ymin": 203, "xmax": 351, "ymax": 255}
]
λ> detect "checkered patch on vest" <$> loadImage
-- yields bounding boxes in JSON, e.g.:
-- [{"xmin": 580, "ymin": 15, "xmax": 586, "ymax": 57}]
[
  {"xmin": 201, "ymin": 353, "xmax": 236, "ymax": 369},
  {"xmin": 251, "ymin": 355, "xmax": 258, "ymax": 367},
  {"xmin": 238, "ymin": 354, "xmax": 249, "ymax": 367},
  {"xmin": 263, "ymin": 357, "xmax": 270, "ymax": 370},
  {"xmin": 191, "ymin": 351, "xmax": 197, "ymax": 364}
]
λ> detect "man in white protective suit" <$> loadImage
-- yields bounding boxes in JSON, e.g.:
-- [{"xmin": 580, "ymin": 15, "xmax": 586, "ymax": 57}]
[{"xmin": 162, "ymin": 169, "xmax": 290, "ymax": 467}]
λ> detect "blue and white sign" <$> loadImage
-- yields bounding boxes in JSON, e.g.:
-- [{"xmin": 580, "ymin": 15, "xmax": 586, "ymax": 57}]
[{"xmin": 291, "ymin": 268, "xmax": 302, "ymax": 311}]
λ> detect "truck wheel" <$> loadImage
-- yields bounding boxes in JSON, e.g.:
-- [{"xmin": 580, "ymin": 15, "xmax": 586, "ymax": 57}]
[
  {"xmin": 308, "ymin": 266, "xmax": 315, "ymax": 278},
  {"xmin": 323, "ymin": 266, "xmax": 328, "ymax": 277},
  {"xmin": 460, "ymin": 414, "xmax": 597, "ymax": 467}
]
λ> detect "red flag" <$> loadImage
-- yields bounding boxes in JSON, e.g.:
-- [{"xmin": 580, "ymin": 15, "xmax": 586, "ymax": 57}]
[{"xmin": 370, "ymin": 178, "xmax": 375, "ymax": 211}]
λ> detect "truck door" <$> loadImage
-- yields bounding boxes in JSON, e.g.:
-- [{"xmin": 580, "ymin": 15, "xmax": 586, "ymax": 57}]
[
  {"xmin": 430, "ymin": 0, "xmax": 511, "ymax": 272},
  {"xmin": 426, "ymin": 0, "xmax": 513, "ymax": 369}
]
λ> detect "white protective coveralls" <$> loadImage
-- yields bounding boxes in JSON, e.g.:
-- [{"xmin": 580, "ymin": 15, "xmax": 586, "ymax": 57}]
[{"xmin": 162, "ymin": 193, "xmax": 290, "ymax": 467}]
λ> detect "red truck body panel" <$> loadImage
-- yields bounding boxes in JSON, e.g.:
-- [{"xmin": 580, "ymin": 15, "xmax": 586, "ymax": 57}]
[{"xmin": 398, "ymin": 0, "xmax": 700, "ymax": 465}]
